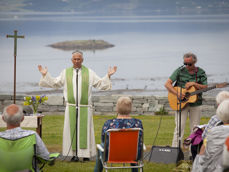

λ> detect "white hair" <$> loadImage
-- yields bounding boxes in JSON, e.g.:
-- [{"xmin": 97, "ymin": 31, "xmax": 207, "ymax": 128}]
[
  {"xmin": 216, "ymin": 99, "xmax": 229, "ymax": 124},
  {"xmin": 72, "ymin": 50, "xmax": 83, "ymax": 56},
  {"xmin": 116, "ymin": 96, "xmax": 132, "ymax": 115},
  {"xmin": 183, "ymin": 52, "xmax": 197, "ymax": 63},
  {"xmin": 3, "ymin": 105, "xmax": 24, "ymax": 126},
  {"xmin": 216, "ymin": 91, "xmax": 229, "ymax": 105}
]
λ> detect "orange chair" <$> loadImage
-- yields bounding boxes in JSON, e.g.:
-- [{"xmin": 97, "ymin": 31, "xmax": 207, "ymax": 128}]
[
  {"xmin": 223, "ymin": 136, "xmax": 229, "ymax": 172},
  {"xmin": 97, "ymin": 128, "xmax": 144, "ymax": 172}
]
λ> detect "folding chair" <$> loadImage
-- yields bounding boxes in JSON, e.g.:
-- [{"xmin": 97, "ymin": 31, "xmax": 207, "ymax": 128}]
[
  {"xmin": 97, "ymin": 128, "xmax": 144, "ymax": 172},
  {"xmin": 0, "ymin": 134, "xmax": 59, "ymax": 172},
  {"xmin": 0, "ymin": 134, "xmax": 37, "ymax": 172},
  {"xmin": 223, "ymin": 137, "xmax": 229, "ymax": 172}
]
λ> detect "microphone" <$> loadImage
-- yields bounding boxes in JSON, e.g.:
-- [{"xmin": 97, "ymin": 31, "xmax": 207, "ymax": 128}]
[
  {"xmin": 179, "ymin": 65, "xmax": 185, "ymax": 71},
  {"xmin": 176, "ymin": 65, "xmax": 185, "ymax": 85},
  {"xmin": 179, "ymin": 64, "xmax": 184, "ymax": 68}
]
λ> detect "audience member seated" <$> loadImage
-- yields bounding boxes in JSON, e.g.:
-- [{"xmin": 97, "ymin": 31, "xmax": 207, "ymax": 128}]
[
  {"xmin": 202, "ymin": 91, "xmax": 229, "ymax": 139},
  {"xmin": 223, "ymin": 136, "xmax": 229, "ymax": 172},
  {"xmin": 94, "ymin": 96, "xmax": 143, "ymax": 172},
  {"xmin": 185, "ymin": 90, "xmax": 229, "ymax": 161},
  {"xmin": 0, "ymin": 104, "xmax": 50, "ymax": 171},
  {"xmin": 192, "ymin": 99, "xmax": 229, "ymax": 172}
]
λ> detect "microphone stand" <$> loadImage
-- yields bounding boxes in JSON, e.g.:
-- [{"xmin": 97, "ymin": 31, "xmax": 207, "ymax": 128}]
[
  {"xmin": 148, "ymin": 66, "xmax": 184, "ymax": 164},
  {"xmin": 73, "ymin": 68, "xmax": 79, "ymax": 161},
  {"xmin": 176, "ymin": 65, "xmax": 184, "ymax": 161},
  {"xmin": 76, "ymin": 68, "xmax": 79, "ymax": 159}
]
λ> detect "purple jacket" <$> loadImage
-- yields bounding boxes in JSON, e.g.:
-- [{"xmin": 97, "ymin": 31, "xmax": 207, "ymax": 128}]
[{"xmin": 188, "ymin": 128, "xmax": 203, "ymax": 145}]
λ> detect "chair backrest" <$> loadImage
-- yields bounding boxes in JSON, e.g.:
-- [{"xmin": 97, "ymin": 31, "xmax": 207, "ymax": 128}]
[
  {"xmin": 105, "ymin": 128, "xmax": 142, "ymax": 164},
  {"xmin": 0, "ymin": 134, "xmax": 36, "ymax": 172},
  {"xmin": 223, "ymin": 136, "xmax": 229, "ymax": 171}
]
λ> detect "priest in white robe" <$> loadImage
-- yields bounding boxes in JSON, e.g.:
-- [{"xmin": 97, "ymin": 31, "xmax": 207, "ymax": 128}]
[{"xmin": 38, "ymin": 50, "xmax": 117, "ymax": 161}]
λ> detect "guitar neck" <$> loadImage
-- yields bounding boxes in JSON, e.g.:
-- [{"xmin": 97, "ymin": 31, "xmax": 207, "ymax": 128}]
[
  {"xmin": 190, "ymin": 85, "xmax": 216, "ymax": 96},
  {"xmin": 190, "ymin": 82, "xmax": 229, "ymax": 96}
]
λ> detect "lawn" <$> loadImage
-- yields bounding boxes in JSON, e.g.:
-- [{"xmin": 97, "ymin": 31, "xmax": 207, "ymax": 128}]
[{"xmin": 38, "ymin": 114, "xmax": 210, "ymax": 172}]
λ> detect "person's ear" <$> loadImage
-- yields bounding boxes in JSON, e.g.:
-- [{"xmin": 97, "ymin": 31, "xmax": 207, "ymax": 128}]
[{"xmin": 21, "ymin": 116, "xmax": 24, "ymax": 122}]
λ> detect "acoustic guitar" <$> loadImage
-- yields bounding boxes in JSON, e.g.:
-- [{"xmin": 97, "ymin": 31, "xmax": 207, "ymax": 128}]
[{"xmin": 168, "ymin": 82, "xmax": 229, "ymax": 111}]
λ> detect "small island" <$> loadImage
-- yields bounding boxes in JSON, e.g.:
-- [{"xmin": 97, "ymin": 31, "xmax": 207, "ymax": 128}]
[{"xmin": 48, "ymin": 40, "xmax": 114, "ymax": 51}]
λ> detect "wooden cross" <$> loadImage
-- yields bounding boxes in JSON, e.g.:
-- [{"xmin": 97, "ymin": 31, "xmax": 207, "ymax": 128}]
[{"xmin": 6, "ymin": 30, "xmax": 25, "ymax": 103}]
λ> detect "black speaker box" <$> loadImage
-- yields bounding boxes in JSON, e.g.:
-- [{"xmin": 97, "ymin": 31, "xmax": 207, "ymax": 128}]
[{"xmin": 148, "ymin": 146, "xmax": 184, "ymax": 164}]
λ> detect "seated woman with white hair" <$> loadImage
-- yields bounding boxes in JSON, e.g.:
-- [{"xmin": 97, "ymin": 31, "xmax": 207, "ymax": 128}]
[
  {"xmin": 192, "ymin": 99, "xmax": 229, "ymax": 172},
  {"xmin": 202, "ymin": 90, "xmax": 229, "ymax": 139},
  {"xmin": 94, "ymin": 96, "xmax": 143, "ymax": 172}
]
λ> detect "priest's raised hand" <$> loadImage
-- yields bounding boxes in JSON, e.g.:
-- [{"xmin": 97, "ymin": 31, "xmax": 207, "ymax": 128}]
[
  {"xmin": 38, "ymin": 65, "xmax": 48, "ymax": 77},
  {"xmin": 108, "ymin": 66, "xmax": 117, "ymax": 78}
]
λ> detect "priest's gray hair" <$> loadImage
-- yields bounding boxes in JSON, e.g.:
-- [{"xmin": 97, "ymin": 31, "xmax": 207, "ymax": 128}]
[
  {"xmin": 72, "ymin": 50, "xmax": 83, "ymax": 56},
  {"xmin": 116, "ymin": 96, "xmax": 132, "ymax": 115},
  {"xmin": 183, "ymin": 52, "xmax": 197, "ymax": 63},
  {"xmin": 3, "ymin": 104, "xmax": 24, "ymax": 126},
  {"xmin": 216, "ymin": 91, "xmax": 229, "ymax": 105},
  {"xmin": 216, "ymin": 99, "xmax": 229, "ymax": 124}
]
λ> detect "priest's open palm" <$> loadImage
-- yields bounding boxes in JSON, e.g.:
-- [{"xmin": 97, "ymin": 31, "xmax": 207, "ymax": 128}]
[
  {"xmin": 108, "ymin": 66, "xmax": 117, "ymax": 78},
  {"xmin": 38, "ymin": 65, "xmax": 48, "ymax": 76}
]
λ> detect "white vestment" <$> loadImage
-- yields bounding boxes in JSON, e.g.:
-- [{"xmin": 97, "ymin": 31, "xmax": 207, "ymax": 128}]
[{"xmin": 39, "ymin": 67, "xmax": 111, "ymax": 158}]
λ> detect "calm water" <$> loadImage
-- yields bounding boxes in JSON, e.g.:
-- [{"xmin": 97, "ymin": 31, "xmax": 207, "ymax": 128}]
[{"xmin": 0, "ymin": 15, "xmax": 229, "ymax": 96}]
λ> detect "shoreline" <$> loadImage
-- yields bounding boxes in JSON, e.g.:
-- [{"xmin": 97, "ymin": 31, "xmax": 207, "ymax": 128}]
[
  {"xmin": 0, "ymin": 87, "xmax": 228, "ymax": 98},
  {"xmin": 0, "ymin": 88, "xmax": 166, "ymax": 96}
]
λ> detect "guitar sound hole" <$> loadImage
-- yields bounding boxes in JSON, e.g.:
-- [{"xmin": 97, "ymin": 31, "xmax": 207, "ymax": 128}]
[
  {"xmin": 180, "ymin": 92, "xmax": 190, "ymax": 103},
  {"xmin": 180, "ymin": 98, "xmax": 187, "ymax": 103},
  {"xmin": 185, "ymin": 92, "xmax": 191, "ymax": 98}
]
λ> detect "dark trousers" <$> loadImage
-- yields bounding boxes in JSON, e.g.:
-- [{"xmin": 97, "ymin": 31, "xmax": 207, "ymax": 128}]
[{"xmin": 191, "ymin": 141, "xmax": 203, "ymax": 161}]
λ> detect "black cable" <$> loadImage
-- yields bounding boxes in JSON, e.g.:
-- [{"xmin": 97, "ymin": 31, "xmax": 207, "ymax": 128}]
[
  {"xmin": 144, "ymin": 114, "xmax": 163, "ymax": 160},
  {"xmin": 39, "ymin": 162, "xmax": 46, "ymax": 171},
  {"xmin": 152, "ymin": 115, "xmax": 163, "ymax": 146},
  {"xmin": 60, "ymin": 125, "xmax": 76, "ymax": 161}
]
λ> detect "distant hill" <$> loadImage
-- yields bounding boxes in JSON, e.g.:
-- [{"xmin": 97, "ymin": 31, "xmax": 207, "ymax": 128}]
[{"xmin": 1, "ymin": 0, "xmax": 229, "ymax": 15}]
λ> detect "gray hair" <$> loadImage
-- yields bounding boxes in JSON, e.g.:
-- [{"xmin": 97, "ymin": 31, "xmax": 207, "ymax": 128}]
[
  {"xmin": 116, "ymin": 96, "xmax": 132, "ymax": 115},
  {"xmin": 216, "ymin": 99, "xmax": 229, "ymax": 124},
  {"xmin": 3, "ymin": 104, "xmax": 24, "ymax": 126},
  {"xmin": 216, "ymin": 91, "xmax": 229, "ymax": 105},
  {"xmin": 183, "ymin": 52, "xmax": 197, "ymax": 63},
  {"xmin": 72, "ymin": 50, "xmax": 83, "ymax": 56}
]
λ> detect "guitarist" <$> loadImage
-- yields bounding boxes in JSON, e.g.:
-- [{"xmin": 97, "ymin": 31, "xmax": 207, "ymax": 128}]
[{"xmin": 165, "ymin": 52, "xmax": 208, "ymax": 147}]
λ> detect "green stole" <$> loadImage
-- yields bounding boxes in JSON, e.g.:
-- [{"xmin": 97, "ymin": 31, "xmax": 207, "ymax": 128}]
[{"xmin": 66, "ymin": 65, "xmax": 89, "ymax": 150}]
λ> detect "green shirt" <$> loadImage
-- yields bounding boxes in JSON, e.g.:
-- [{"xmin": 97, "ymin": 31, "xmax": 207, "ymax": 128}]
[{"xmin": 169, "ymin": 67, "xmax": 207, "ymax": 106}]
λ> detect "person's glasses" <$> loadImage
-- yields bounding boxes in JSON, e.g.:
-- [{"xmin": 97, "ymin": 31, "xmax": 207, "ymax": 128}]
[{"xmin": 184, "ymin": 63, "xmax": 193, "ymax": 66}]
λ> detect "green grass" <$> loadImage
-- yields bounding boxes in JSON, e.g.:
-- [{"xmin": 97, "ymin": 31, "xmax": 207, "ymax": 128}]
[
  {"xmin": 40, "ymin": 114, "xmax": 210, "ymax": 172},
  {"xmin": 1, "ymin": 114, "xmax": 210, "ymax": 171}
]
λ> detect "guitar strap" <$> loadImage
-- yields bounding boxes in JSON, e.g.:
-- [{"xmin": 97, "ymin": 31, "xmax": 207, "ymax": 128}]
[{"xmin": 195, "ymin": 67, "xmax": 202, "ymax": 101}]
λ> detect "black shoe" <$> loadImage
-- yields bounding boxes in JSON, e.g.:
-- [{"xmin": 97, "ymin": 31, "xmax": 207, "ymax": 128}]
[
  {"xmin": 71, "ymin": 156, "xmax": 79, "ymax": 162},
  {"xmin": 83, "ymin": 158, "xmax": 90, "ymax": 162}
]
